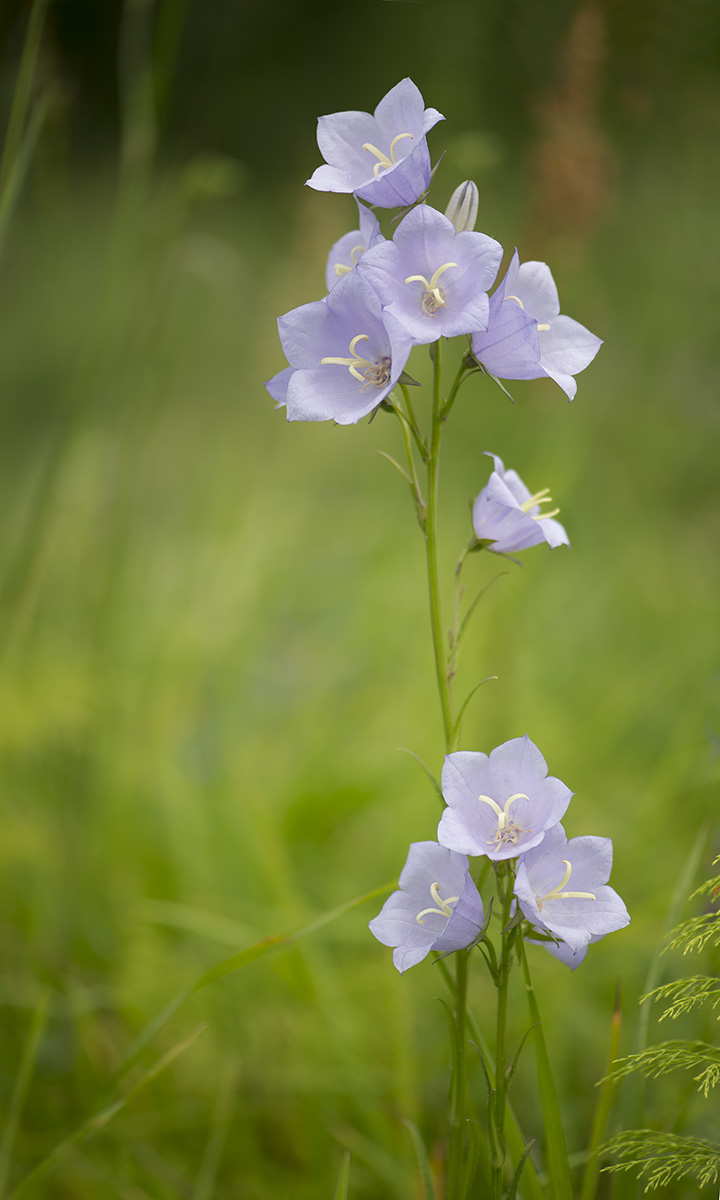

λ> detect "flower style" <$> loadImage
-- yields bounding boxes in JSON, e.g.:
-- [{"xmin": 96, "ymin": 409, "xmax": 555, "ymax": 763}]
[
  {"xmin": 438, "ymin": 735, "xmax": 572, "ymax": 862},
  {"xmin": 358, "ymin": 204, "xmax": 502, "ymax": 344},
  {"xmin": 265, "ymin": 270, "xmax": 413, "ymax": 424},
  {"xmin": 471, "ymin": 250, "xmax": 602, "ymax": 400},
  {"xmin": 369, "ymin": 841, "xmax": 484, "ymax": 973},
  {"xmin": 307, "ymin": 78, "xmax": 444, "ymax": 208},
  {"xmin": 325, "ymin": 200, "xmax": 384, "ymax": 292},
  {"xmin": 472, "ymin": 452, "xmax": 569, "ymax": 554},
  {"xmin": 514, "ymin": 824, "xmax": 630, "ymax": 954}
]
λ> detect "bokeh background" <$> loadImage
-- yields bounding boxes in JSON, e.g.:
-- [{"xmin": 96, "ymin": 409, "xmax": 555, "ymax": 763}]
[{"xmin": 0, "ymin": 0, "xmax": 718, "ymax": 1196}]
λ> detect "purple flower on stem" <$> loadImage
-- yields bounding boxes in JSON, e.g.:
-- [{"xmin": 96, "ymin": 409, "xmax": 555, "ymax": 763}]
[
  {"xmin": 265, "ymin": 270, "xmax": 413, "ymax": 424},
  {"xmin": 307, "ymin": 78, "xmax": 444, "ymax": 208},
  {"xmin": 438, "ymin": 735, "xmax": 572, "ymax": 862},
  {"xmin": 325, "ymin": 200, "xmax": 384, "ymax": 292},
  {"xmin": 471, "ymin": 250, "xmax": 602, "ymax": 400},
  {"xmin": 472, "ymin": 452, "xmax": 569, "ymax": 554},
  {"xmin": 358, "ymin": 204, "xmax": 502, "ymax": 344},
  {"xmin": 369, "ymin": 841, "xmax": 484, "ymax": 973},
  {"xmin": 514, "ymin": 824, "xmax": 630, "ymax": 954}
]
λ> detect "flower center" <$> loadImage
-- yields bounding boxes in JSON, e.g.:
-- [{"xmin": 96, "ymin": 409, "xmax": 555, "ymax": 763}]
[
  {"xmin": 321, "ymin": 334, "xmax": 391, "ymax": 392},
  {"xmin": 504, "ymin": 295, "xmax": 551, "ymax": 333},
  {"xmin": 404, "ymin": 262, "xmax": 459, "ymax": 317},
  {"xmin": 362, "ymin": 132, "xmax": 414, "ymax": 177},
  {"xmin": 478, "ymin": 792, "xmax": 530, "ymax": 848},
  {"xmin": 416, "ymin": 881, "xmax": 460, "ymax": 925},
  {"xmin": 535, "ymin": 860, "xmax": 597, "ymax": 912},
  {"xmin": 519, "ymin": 488, "xmax": 560, "ymax": 522},
  {"xmin": 334, "ymin": 244, "xmax": 365, "ymax": 278}
]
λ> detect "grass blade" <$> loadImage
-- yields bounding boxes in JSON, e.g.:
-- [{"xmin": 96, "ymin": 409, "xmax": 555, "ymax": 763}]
[
  {"xmin": 519, "ymin": 939, "xmax": 573, "ymax": 1200},
  {"xmin": 332, "ymin": 1150, "xmax": 351, "ymax": 1200},
  {"xmin": 578, "ymin": 983, "xmax": 622, "ymax": 1200},
  {"xmin": 10, "ymin": 1024, "xmax": 206, "ymax": 1197},
  {"xmin": 0, "ymin": 989, "xmax": 50, "ymax": 1198},
  {"xmin": 404, "ymin": 1121, "xmax": 439, "ymax": 1200}
]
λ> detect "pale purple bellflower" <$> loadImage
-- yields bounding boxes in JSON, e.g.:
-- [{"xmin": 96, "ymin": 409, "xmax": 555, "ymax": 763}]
[
  {"xmin": 471, "ymin": 250, "xmax": 602, "ymax": 400},
  {"xmin": 472, "ymin": 452, "xmax": 569, "ymax": 554},
  {"xmin": 358, "ymin": 204, "xmax": 502, "ymax": 345},
  {"xmin": 514, "ymin": 824, "xmax": 630, "ymax": 954},
  {"xmin": 438, "ymin": 735, "xmax": 572, "ymax": 862},
  {"xmin": 265, "ymin": 271, "xmax": 413, "ymax": 425},
  {"xmin": 369, "ymin": 841, "xmax": 484, "ymax": 973},
  {"xmin": 307, "ymin": 78, "xmax": 444, "ymax": 208},
  {"xmin": 325, "ymin": 200, "xmax": 384, "ymax": 292}
]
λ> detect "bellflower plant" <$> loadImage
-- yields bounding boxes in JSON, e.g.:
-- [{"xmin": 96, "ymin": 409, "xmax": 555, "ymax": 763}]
[
  {"xmin": 471, "ymin": 452, "xmax": 569, "ymax": 553},
  {"xmin": 472, "ymin": 249, "xmax": 603, "ymax": 400},
  {"xmin": 324, "ymin": 199, "xmax": 383, "ymax": 292},
  {"xmin": 358, "ymin": 203, "xmax": 502, "ymax": 344},
  {"xmin": 369, "ymin": 841, "xmax": 484, "ymax": 973},
  {"xmin": 268, "ymin": 80, "xmax": 631, "ymax": 1200},
  {"xmin": 307, "ymin": 77, "xmax": 444, "ymax": 208}
]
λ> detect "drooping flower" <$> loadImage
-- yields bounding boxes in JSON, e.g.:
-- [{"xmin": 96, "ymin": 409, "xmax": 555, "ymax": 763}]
[
  {"xmin": 369, "ymin": 841, "xmax": 484, "ymax": 973},
  {"xmin": 438, "ymin": 735, "xmax": 572, "ymax": 862},
  {"xmin": 265, "ymin": 270, "xmax": 413, "ymax": 424},
  {"xmin": 307, "ymin": 78, "xmax": 444, "ymax": 208},
  {"xmin": 472, "ymin": 452, "xmax": 569, "ymax": 554},
  {"xmin": 358, "ymin": 204, "xmax": 502, "ymax": 344},
  {"xmin": 325, "ymin": 200, "xmax": 384, "ymax": 292},
  {"xmin": 514, "ymin": 824, "xmax": 630, "ymax": 954},
  {"xmin": 471, "ymin": 250, "xmax": 602, "ymax": 400}
]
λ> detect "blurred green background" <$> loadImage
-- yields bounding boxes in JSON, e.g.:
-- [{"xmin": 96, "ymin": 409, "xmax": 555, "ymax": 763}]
[{"xmin": 0, "ymin": 0, "xmax": 718, "ymax": 1196}]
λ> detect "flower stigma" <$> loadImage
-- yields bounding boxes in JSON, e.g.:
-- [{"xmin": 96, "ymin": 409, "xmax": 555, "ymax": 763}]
[
  {"xmin": 334, "ymin": 244, "xmax": 365, "ymax": 278},
  {"xmin": 504, "ymin": 296, "xmax": 551, "ymax": 334},
  {"xmin": 321, "ymin": 334, "xmax": 391, "ymax": 391},
  {"xmin": 404, "ymin": 262, "xmax": 459, "ymax": 316},
  {"xmin": 362, "ymin": 132, "xmax": 414, "ymax": 176},
  {"xmin": 519, "ymin": 488, "xmax": 560, "ymax": 522},
  {"xmin": 416, "ymin": 881, "xmax": 460, "ymax": 925},
  {"xmin": 478, "ymin": 792, "xmax": 530, "ymax": 848},
  {"xmin": 536, "ymin": 860, "xmax": 596, "ymax": 912}
]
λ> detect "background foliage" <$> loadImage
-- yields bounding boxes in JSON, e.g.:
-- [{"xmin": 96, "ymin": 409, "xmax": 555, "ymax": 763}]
[{"xmin": 0, "ymin": 0, "xmax": 718, "ymax": 1195}]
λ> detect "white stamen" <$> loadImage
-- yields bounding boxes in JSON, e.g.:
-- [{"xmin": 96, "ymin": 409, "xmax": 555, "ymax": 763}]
[
  {"xmin": 478, "ymin": 792, "xmax": 530, "ymax": 847},
  {"xmin": 536, "ymin": 860, "xmax": 596, "ymax": 912},
  {"xmin": 363, "ymin": 133, "xmax": 413, "ymax": 176},
  {"xmin": 404, "ymin": 263, "xmax": 459, "ymax": 316},
  {"xmin": 416, "ymin": 881, "xmax": 460, "ymax": 924},
  {"xmin": 520, "ymin": 488, "xmax": 561, "ymax": 523},
  {"xmin": 321, "ymin": 333, "xmax": 391, "ymax": 391}
]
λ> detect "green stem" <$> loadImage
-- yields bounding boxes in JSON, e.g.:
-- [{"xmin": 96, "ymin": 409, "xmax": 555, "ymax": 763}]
[
  {"xmin": 425, "ymin": 340, "xmax": 454, "ymax": 750},
  {"xmin": 492, "ymin": 865, "xmax": 515, "ymax": 1199},
  {"xmin": 440, "ymin": 359, "xmax": 474, "ymax": 421},
  {"xmin": 447, "ymin": 951, "xmax": 469, "ymax": 1198}
]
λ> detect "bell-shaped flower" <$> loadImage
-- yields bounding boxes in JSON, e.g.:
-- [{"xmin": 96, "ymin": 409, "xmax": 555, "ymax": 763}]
[
  {"xmin": 307, "ymin": 78, "xmax": 444, "ymax": 208},
  {"xmin": 265, "ymin": 270, "xmax": 413, "ymax": 425},
  {"xmin": 514, "ymin": 824, "xmax": 630, "ymax": 954},
  {"xmin": 471, "ymin": 250, "xmax": 602, "ymax": 400},
  {"xmin": 472, "ymin": 452, "xmax": 569, "ymax": 554},
  {"xmin": 369, "ymin": 841, "xmax": 484, "ymax": 973},
  {"xmin": 325, "ymin": 200, "xmax": 384, "ymax": 292},
  {"xmin": 438, "ymin": 735, "xmax": 572, "ymax": 862},
  {"xmin": 358, "ymin": 204, "xmax": 502, "ymax": 345}
]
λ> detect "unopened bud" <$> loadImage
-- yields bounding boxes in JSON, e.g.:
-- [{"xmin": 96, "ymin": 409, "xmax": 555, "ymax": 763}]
[{"xmin": 444, "ymin": 180, "xmax": 479, "ymax": 232}]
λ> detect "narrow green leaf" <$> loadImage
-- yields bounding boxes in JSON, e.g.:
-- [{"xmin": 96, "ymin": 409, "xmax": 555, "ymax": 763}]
[
  {"xmin": 505, "ymin": 1140, "xmax": 537, "ymax": 1200},
  {"xmin": 505, "ymin": 1024, "xmax": 539, "ymax": 1097},
  {"xmin": 519, "ymin": 939, "xmax": 573, "ymax": 1200},
  {"xmin": 0, "ymin": 989, "xmax": 50, "ymax": 1197},
  {"xmin": 396, "ymin": 747, "xmax": 444, "ymax": 805},
  {"xmin": 378, "ymin": 450, "xmax": 413, "ymax": 488},
  {"xmin": 10, "ymin": 1024, "xmax": 206, "ymax": 1197},
  {"xmin": 450, "ymin": 677, "xmax": 498, "ymax": 745},
  {"xmin": 332, "ymin": 1150, "xmax": 351, "ymax": 1200},
  {"xmin": 404, "ymin": 1121, "xmax": 439, "ymax": 1200},
  {"xmin": 578, "ymin": 983, "xmax": 622, "ymax": 1200},
  {"xmin": 114, "ymin": 879, "xmax": 395, "ymax": 1087},
  {"xmin": 458, "ymin": 1119, "xmax": 481, "ymax": 1199}
]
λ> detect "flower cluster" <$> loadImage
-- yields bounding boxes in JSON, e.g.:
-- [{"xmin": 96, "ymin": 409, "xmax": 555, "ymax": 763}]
[
  {"xmin": 266, "ymin": 79, "xmax": 601, "ymax": 424},
  {"xmin": 370, "ymin": 734, "xmax": 629, "ymax": 972}
]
